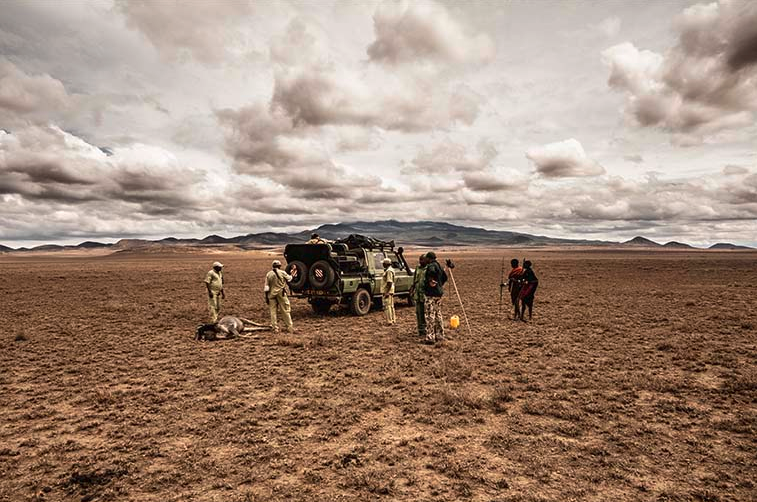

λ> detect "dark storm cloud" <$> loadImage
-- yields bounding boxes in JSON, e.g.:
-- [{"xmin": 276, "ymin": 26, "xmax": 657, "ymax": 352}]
[
  {"xmin": 367, "ymin": 0, "xmax": 494, "ymax": 66},
  {"xmin": 526, "ymin": 139, "xmax": 605, "ymax": 178},
  {"xmin": 603, "ymin": 1, "xmax": 757, "ymax": 141}
]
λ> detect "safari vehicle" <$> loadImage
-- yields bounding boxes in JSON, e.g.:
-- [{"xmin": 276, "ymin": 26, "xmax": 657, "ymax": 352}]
[{"xmin": 283, "ymin": 234, "xmax": 414, "ymax": 316}]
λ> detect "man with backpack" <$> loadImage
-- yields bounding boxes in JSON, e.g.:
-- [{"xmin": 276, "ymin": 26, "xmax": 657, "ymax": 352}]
[{"xmin": 422, "ymin": 251, "xmax": 448, "ymax": 344}]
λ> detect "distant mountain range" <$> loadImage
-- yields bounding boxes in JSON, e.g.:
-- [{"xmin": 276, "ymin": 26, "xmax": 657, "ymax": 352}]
[{"xmin": 0, "ymin": 220, "xmax": 753, "ymax": 252}]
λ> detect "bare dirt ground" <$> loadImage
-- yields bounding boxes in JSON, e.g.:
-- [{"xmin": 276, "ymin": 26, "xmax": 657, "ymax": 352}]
[{"xmin": 1, "ymin": 249, "xmax": 755, "ymax": 501}]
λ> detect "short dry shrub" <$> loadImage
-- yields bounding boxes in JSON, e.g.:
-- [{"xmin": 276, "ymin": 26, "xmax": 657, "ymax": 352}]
[
  {"xmin": 431, "ymin": 353, "xmax": 473, "ymax": 382},
  {"xmin": 436, "ymin": 385, "xmax": 486, "ymax": 413},
  {"xmin": 273, "ymin": 335, "xmax": 304, "ymax": 348},
  {"xmin": 343, "ymin": 468, "xmax": 395, "ymax": 495}
]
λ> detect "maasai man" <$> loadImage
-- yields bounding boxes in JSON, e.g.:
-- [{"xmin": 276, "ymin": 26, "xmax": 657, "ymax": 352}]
[
  {"xmin": 518, "ymin": 260, "xmax": 539, "ymax": 321},
  {"xmin": 507, "ymin": 258, "xmax": 524, "ymax": 321}
]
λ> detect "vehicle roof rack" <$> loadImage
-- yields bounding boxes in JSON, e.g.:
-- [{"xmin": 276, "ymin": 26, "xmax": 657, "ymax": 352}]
[{"xmin": 333, "ymin": 234, "xmax": 395, "ymax": 250}]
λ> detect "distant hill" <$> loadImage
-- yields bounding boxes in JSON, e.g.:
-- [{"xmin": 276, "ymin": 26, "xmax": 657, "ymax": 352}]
[
  {"xmin": 623, "ymin": 236, "xmax": 662, "ymax": 247},
  {"xmin": 1, "ymin": 221, "xmax": 754, "ymax": 252},
  {"xmin": 709, "ymin": 242, "xmax": 753, "ymax": 250},
  {"xmin": 663, "ymin": 241, "xmax": 694, "ymax": 249}
]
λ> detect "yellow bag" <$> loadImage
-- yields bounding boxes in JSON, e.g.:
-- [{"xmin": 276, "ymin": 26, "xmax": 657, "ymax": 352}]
[{"xmin": 450, "ymin": 315, "xmax": 460, "ymax": 329}]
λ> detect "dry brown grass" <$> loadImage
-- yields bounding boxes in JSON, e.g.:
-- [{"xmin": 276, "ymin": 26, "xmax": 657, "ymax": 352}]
[{"xmin": 1, "ymin": 249, "xmax": 755, "ymax": 501}]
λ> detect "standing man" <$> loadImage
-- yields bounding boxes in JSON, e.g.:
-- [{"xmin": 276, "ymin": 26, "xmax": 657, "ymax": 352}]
[
  {"xmin": 423, "ymin": 251, "xmax": 447, "ymax": 344},
  {"xmin": 409, "ymin": 254, "xmax": 427, "ymax": 337},
  {"xmin": 307, "ymin": 233, "xmax": 327, "ymax": 244},
  {"xmin": 507, "ymin": 258, "xmax": 524, "ymax": 321},
  {"xmin": 264, "ymin": 259, "xmax": 294, "ymax": 334},
  {"xmin": 204, "ymin": 261, "xmax": 224, "ymax": 323},
  {"xmin": 518, "ymin": 260, "xmax": 539, "ymax": 322},
  {"xmin": 381, "ymin": 257, "xmax": 396, "ymax": 325}
]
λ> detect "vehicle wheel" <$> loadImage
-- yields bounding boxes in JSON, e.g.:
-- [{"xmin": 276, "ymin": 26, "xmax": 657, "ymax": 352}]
[
  {"xmin": 286, "ymin": 261, "xmax": 308, "ymax": 290},
  {"xmin": 311, "ymin": 299, "xmax": 332, "ymax": 315},
  {"xmin": 350, "ymin": 289, "xmax": 372, "ymax": 316},
  {"xmin": 309, "ymin": 260, "xmax": 336, "ymax": 289}
]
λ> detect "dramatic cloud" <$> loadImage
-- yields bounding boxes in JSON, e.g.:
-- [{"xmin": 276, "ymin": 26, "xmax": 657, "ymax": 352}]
[
  {"xmin": 526, "ymin": 139, "xmax": 606, "ymax": 178},
  {"xmin": 0, "ymin": 126, "xmax": 202, "ymax": 211},
  {"xmin": 602, "ymin": 1, "xmax": 757, "ymax": 141},
  {"xmin": 272, "ymin": 67, "xmax": 480, "ymax": 132},
  {"xmin": 0, "ymin": 59, "xmax": 71, "ymax": 122},
  {"xmin": 217, "ymin": 104, "xmax": 380, "ymax": 196},
  {"xmin": 367, "ymin": 0, "xmax": 494, "ymax": 66},
  {"xmin": 403, "ymin": 140, "xmax": 496, "ymax": 174},
  {"xmin": 723, "ymin": 164, "xmax": 749, "ymax": 176},
  {"xmin": 117, "ymin": 0, "xmax": 255, "ymax": 64}
]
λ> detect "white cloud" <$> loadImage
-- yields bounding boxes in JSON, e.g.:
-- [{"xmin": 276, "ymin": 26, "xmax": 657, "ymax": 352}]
[
  {"xmin": 0, "ymin": 59, "xmax": 71, "ymax": 122},
  {"xmin": 526, "ymin": 139, "xmax": 605, "ymax": 178},
  {"xmin": 367, "ymin": 0, "xmax": 494, "ymax": 66},
  {"xmin": 116, "ymin": 0, "xmax": 255, "ymax": 64}
]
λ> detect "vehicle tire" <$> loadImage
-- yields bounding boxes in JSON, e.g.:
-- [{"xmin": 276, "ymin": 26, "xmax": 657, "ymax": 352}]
[
  {"xmin": 286, "ymin": 261, "xmax": 308, "ymax": 290},
  {"xmin": 311, "ymin": 299, "xmax": 332, "ymax": 315},
  {"xmin": 308, "ymin": 260, "xmax": 336, "ymax": 290},
  {"xmin": 350, "ymin": 289, "xmax": 372, "ymax": 316}
]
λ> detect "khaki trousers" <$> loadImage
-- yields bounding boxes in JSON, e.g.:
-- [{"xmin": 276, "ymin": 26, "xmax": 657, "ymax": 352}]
[
  {"xmin": 270, "ymin": 292, "xmax": 293, "ymax": 331},
  {"xmin": 383, "ymin": 294, "xmax": 396, "ymax": 324}
]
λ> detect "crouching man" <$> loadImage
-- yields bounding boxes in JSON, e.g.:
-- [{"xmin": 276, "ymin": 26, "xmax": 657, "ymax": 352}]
[{"xmin": 264, "ymin": 260, "xmax": 294, "ymax": 334}]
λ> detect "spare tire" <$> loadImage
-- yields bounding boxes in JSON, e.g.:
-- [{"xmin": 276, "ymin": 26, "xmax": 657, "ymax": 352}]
[
  {"xmin": 308, "ymin": 260, "xmax": 336, "ymax": 290},
  {"xmin": 286, "ymin": 261, "xmax": 308, "ymax": 290}
]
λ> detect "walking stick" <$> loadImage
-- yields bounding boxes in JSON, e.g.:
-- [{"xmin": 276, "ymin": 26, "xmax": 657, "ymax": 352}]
[
  {"xmin": 498, "ymin": 255, "xmax": 505, "ymax": 313},
  {"xmin": 446, "ymin": 267, "xmax": 472, "ymax": 336}
]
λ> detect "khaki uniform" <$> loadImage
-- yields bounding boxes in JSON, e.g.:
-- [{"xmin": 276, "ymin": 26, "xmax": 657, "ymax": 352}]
[
  {"xmin": 411, "ymin": 264, "xmax": 427, "ymax": 337},
  {"xmin": 382, "ymin": 266, "xmax": 396, "ymax": 325},
  {"xmin": 265, "ymin": 268, "xmax": 293, "ymax": 332},
  {"xmin": 204, "ymin": 269, "xmax": 223, "ymax": 322},
  {"xmin": 307, "ymin": 238, "xmax": 327, "ymax": 244}
]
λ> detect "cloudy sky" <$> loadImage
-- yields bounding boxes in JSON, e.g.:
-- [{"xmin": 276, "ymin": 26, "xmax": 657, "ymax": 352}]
[{"xmin": 1, "ymin": 0, "xmax": 756, "ymax": 247}]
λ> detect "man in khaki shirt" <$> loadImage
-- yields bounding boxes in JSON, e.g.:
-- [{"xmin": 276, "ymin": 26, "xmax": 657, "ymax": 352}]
[
  {"xmin": 381, "ymin": 257, "xmax": 396, "ymax": 325},
  {"xmin": 264, "ymin": 260, "xmax": 294, "ymax": 333},
  {"xmin": 204, "ymin": 261, "xmax": 224, "ymax": 322}
]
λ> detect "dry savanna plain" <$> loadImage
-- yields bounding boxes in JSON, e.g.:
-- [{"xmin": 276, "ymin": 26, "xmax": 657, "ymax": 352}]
[{"xmin": 1, "ymin": 249, "xmax": 755, "ymax": 502}]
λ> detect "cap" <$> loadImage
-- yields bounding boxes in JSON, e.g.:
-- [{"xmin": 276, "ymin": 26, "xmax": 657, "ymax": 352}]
[
  {"xmin": 425, "ymin": 251, "xmax": 436, "ymax": 260},
  {"xmin": 382, "ymin": 258, "xmax": 391, "ymax": 265},
  {"xmin": 272, "ymin": 259, "xmax": 282, "ymax": 267},
  {"xmin": 213, "ymin": 261, "xmax": 223, "ymax": 268},
  {"xmin": 311, "ymin": 233, "xmax": 319, "ymax": 238}
]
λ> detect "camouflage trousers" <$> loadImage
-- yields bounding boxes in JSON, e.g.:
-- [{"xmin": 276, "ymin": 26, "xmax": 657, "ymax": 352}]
[
  {"xmin": 269, "ymin": 292, "xmax": 293, "ymax": 332},
  {"xmin": 424, "ymin": 297, "xmax": 444, "ymax": 342},
  {"xmin": 383, "ymin": 294, "xmax": 396, "ymax": 324},
  {"xmin": 208, "ymin": 292, "xmax": 222, "ymax": 323}
]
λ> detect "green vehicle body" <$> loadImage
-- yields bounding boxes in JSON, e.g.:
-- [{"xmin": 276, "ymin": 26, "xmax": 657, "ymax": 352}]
[{"xmin": 283, "ymin": 239, "xmax": 414, "ymax": 316}]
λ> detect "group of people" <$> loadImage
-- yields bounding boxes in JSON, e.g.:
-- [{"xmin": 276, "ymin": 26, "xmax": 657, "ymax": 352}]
[
  {"xmin": 203, "ymin": 251, "xmax": 539, "ymax": 341},
  {"xmin": 503, "ymin": 258, "xmax": 539, "ymax": 321},
  {"xmin": 204, "ymin": 259, "xmax": 295, "ymax": 334}
]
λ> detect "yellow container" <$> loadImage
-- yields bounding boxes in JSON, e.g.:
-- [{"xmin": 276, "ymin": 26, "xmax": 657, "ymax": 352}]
[{"xmin": 450, "ymin": 315, "xmax": 460, "ymax": 329}]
